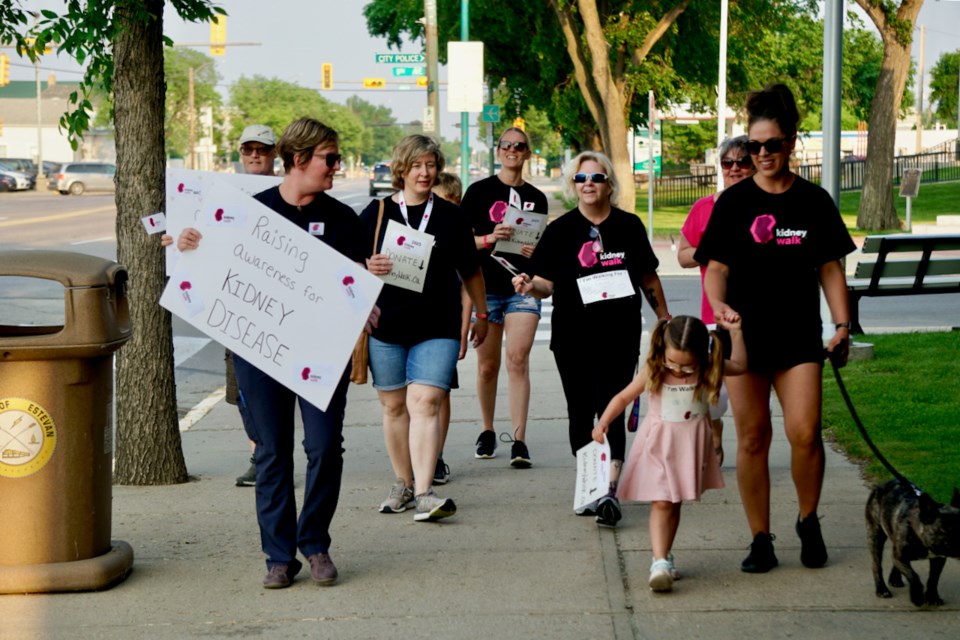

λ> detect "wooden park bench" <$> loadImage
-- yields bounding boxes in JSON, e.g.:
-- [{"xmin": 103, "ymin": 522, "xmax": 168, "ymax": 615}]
[{"xmin": 847, "ymin": 233, "xmax": 960, "ymax": 334}]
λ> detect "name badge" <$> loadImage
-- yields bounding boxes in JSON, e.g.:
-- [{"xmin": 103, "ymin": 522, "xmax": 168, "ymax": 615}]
[
  {"xmin": 660, "ymin": 384, "xmax": 709, "ymax": 422},
  {"xmin": 576, "ymin": 270, "xmax": 634, "ymax": 304},
  {"xmin": 309, "ymin": 222, "xmax": 324, "ymax": 236}
]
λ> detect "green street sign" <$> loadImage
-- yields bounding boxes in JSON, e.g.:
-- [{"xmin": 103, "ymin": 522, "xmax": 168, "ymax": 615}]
[
  {"xmin": 376, "ymin": 52, "xmax": 425, "ymax": 64},
  {"xmin": 392, "ymin": 66, "xmax": 426, "ymax": 77},
  {"xmin": 482, "ymin": 104, "xmax": 500, "ymax": 123}
]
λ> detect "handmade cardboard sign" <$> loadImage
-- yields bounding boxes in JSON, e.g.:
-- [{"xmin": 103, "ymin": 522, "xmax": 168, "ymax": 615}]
[
  {"xmin": 574, "ymin": 438, "xmax": 612, "ymax": 511},
  {"xmin": 160, "ymin": 181, "xmax": 382, "ymax": 411},
  {"xmin": 494, "ymin": 207, "xmax": 547, "ymax": 255}
]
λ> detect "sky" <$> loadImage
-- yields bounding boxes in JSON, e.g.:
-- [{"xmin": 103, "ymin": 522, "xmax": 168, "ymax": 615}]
[{"xmin": 8, "ymin": 1, "xmax": 960, "ymax": 141}]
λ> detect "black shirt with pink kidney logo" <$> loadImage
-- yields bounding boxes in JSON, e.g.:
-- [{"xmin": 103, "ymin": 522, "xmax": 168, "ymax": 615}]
[
  {"xmin": 694, "ymin": 176, "xmax": 855, "ymax": 370},
  {"xmin": 530, "ymin": 206, "xmax": 658, "ymax": 352}
]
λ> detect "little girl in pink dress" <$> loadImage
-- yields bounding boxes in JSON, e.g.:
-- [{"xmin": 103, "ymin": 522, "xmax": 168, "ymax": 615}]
[{"xmin": 593, "ymin": 315, "xmax": 746, "ymax": 593}]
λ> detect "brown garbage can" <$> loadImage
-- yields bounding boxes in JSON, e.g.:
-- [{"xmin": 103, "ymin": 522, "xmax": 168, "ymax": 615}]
[{"xmin": 0, "ymin": 251, "xmax": 133, "ymax": 593}]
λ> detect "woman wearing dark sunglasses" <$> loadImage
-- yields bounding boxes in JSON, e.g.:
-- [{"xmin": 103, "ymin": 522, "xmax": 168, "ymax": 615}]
[
  {"xmin": 512, "ymin": 151, "xmax": 670, "ymax": 528},
  {"xmin": 677, "ymin": 135, "xmax": 754, "ymax": 467},
  {"xmin": 461, "ymin": 127, "xmax": 548, "ymax": 467},
  {"xmin": 694, "ymin": 84, "xmax": 855, "ymax": 574}
]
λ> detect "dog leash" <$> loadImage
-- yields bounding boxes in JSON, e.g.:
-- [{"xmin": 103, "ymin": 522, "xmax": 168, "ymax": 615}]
[{"xmin": 827, "ymin": 355, "xmax": 920, "ymax": 494}]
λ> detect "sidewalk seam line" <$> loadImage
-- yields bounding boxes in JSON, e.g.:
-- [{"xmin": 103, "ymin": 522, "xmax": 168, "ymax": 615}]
[{"xmin": 179, "ymin": 386, "xmax": 226, "ymax": 432}]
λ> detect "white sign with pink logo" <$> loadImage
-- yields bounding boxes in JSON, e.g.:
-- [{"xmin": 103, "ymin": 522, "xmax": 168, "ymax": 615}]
[
  {"xmin": 160, "ymin": 180, "xmax": 382, "ymax": 411},
  {"xmin": 494, "ymin": 207, "xmax": 547, "ymax": 255},
  {"xmin": 378, "ymin": 219, "xmax": 433, "ymax": 293},
  {"xmin": 574, "ymin": 438, "xmax": 611, "ymax": 511}
]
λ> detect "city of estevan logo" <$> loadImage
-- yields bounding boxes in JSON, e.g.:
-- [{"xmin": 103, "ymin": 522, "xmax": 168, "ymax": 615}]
[{"xmin": 0, "ymin": 398, "xmax": 57, "ymax": 479}]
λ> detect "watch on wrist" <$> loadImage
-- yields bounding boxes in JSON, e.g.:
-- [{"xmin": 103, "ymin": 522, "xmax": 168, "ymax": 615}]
[{"xmin": 835, "ymin": 322, "xmax": 851, "ymax": 330}]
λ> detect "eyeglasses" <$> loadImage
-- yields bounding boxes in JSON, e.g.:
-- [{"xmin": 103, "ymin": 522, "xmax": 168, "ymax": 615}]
[
  {"xmin": 721, "ymin": 157, "xmax": 753, "ymax": 170},
  {"xmin": 664, "ymin": 360, "xmax": 698, "ymax": 376},
  {"xmin": 588, "ymin": 225, "xmax": 604, "ymax": 253},
  {"xmin": 745, "ymin": 137, "xmax": 789, "ymax": 155},
  {"xmin": 498, "ymin": 140, "xmax": 529, "ymax": 152},
  {"xmin": 573, "ymin": 173, "xmax": 608, "ymax": 184},
  {"xmin": 240, "ymin": 145, "xmax": 275, "ymax": 157},
  {"xmin": 313, "ymin": 152, "xmax": 343, "ymax": 168}
]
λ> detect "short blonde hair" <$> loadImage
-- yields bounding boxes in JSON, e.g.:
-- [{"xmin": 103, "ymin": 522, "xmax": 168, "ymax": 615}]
[
  {"xmin": 278, "ymin": 117, "xmax": 338, "ymax": 172},
  {"xmin": 390, "ymin": 135, "xmax": 445, "ymax": 190},
  {"xmin": 562, "ymin": 151, "xmax": 620, "ymax": 206},
  {"xmin": 433, "ymin": 172, "xmax": 463, "ymax": 204}
]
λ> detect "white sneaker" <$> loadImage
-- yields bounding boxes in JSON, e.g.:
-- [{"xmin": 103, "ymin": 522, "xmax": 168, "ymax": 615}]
[
  {"xmin": 413, "ymin": 488, "xmax": 457, "ymax": 522},
  {"xmin": 649, "ymin": 559, "xmax": 674, "ymax": 592}
]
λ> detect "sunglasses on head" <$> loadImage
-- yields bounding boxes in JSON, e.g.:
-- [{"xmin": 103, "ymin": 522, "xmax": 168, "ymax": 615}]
[
  {"xmin": 498, "ymin": 140, "xmax": 529, "ymax": 152},
  {"xmin": 721, "ymin": 157, "xmax": 753, "ymax": 170},
  {"xmin": 573, "ymin": 173, "xmax": 608, "ymax": 184},
  {"xmin": 745, "ymin": 137, "xmax": 789, "ymax": 155},
  {"xmin": 313, "ymin": 152, "xmax": 342, "ymax": 168},
  {"xmin": 588, "ymin": 225, "xmax": 604, "ymax": 252},
  {"xmin": 240, "ymin": 144, "xmax": 275, "ymax": 157}
]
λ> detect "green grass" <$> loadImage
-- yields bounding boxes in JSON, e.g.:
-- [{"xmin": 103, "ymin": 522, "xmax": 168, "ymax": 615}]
[
  {"xmin": 624, "ymin": 179, "xmax": 960, "ymax": 240},
  {"xmin": 821, "ymin": 331, "xmax": 960, "ymax": 503}
]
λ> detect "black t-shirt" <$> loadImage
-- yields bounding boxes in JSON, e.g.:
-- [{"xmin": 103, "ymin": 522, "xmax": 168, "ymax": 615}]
[
  {"xmin": 461, "ymin": 175, "xmax": 549, "ymax": 296},
  {"xmin": 694, "ymin": 176, "xmax": 855, "ymax": 365},
  {"xmin": 253, "ymin": 186, "xmax": 366, "ymax": 263},
  {"xmin": 359, "ymin": 195, "xmax": 480, "ymax": 346},
  {"xmin": 530, "ymin": 207, "xmax": 659, "ymax": 351}
]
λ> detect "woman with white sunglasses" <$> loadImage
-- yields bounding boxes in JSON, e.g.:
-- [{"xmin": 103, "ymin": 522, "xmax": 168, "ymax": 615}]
[{"xmin": 512, "ymin": 150, "xmax": 670, "ymax": 528}]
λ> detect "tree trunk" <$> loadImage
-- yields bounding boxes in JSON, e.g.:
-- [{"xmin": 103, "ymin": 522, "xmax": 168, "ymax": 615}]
[
  {"xmin": 113, "ymin": 0, "xmax": 188, "ymax": 484},
  {"xmin": 855, "ymin": 0, "xmax": 923, "ymax": 231}
]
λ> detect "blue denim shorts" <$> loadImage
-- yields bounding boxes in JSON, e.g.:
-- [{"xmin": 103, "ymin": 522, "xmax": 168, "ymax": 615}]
[
  {"xmin": 484, "ymin": 292, "xmax": 542, "ymax": 325},
  {"xmin": 368, "ymin": 336, "xmax": 460, "ymax": 391}
]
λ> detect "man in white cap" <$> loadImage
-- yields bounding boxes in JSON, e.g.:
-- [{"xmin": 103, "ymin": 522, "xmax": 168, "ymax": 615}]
[{"xmin": 238, "ymin": 124, "xmax": 278, "ymax": 176}]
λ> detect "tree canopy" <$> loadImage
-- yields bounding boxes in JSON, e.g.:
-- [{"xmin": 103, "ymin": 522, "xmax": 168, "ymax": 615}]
[{"xmin": 929, "ymin": 50, "xmax": 959, "ymax": 128}]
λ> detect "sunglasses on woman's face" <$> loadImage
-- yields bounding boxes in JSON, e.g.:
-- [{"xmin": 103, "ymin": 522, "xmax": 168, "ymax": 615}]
[
  {"xmin": 745, "ymin": 137, "xmax": 789, "ymax": 155},
  {"xmin": 573, "ymin": 173, "xmax": 608, "ymax": 184},
  {"xmin": 498, "ymin": 140, "xmax": 529, "ymax": 152},
  {"xmin": 721, "ymin": 157, "xmax": 753, "ymax": 170},
  {"xmin": 313, "ymin": 152, "xmax": 342, "ymax": 168}
]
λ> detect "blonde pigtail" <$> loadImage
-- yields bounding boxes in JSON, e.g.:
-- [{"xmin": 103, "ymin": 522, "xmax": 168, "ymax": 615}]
[{"xmin": 705, "ymin": 330, "xmax": 725, "ymax": 406}]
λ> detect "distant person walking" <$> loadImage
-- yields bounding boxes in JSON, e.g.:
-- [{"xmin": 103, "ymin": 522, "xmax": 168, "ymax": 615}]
[
  {"xmin": 461, "ymin": 126, "xmax": 548, "ymax": 466},
  {"xmin": 512, "ymin": 150, "xmax": 671, "ymax": 528},
  {"xmin": 677, "ymin": 135, "xmax": 755, "ymax": 466},
  {"xmin": 593, "ymin": 315, "xmax": 746, "ymax": 593},
  {"xmin": 178, "ymin": 117, "xmax": 366, "ymax": 589},
  {"xmin": 695, "ymin": 84, "xmax": 855, "ymax": 573}
]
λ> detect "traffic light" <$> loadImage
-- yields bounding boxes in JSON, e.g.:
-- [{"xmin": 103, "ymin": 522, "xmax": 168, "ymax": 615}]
[
  {"xmin": 416, "ymin": 76, "xmax": 428, "ymax": 88},
  {"xmin": 0, "ymin": 54, "xmax": 10, "ymax": 87},
  {"xmin": 210, "ymin": 16, "xmax": 226, "ymax": 56},
  {"xmin": 321, "ymin": 63, "xmax": 333, "ymax": 90},
  {"xmin": 362, "ymin": 78, "xmax": 386, "ymax": 89},
  {"xmin": 0, "ymin": 117, "xmax": 4, "ymax": 136},
  {"xmin": 513, "ymin": 117, "xmax": 525, "ymax": 131}
]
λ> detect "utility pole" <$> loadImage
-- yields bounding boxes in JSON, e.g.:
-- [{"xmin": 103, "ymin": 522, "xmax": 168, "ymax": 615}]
[
  {"xmin": 188, "ymin": 67, "xmax": 196, "ymax": 170},
  {"xmin": 460, "ymin": 0, "xmax": 469, "ymax": 187},
  {"xmin": 424, "ymin": 0, "xmax": 439, "ymax": 135},
  {"xmin": 715, "ymin": 0, "xmax": 728, "ymax": 191},
  {"xmin": 916, "ymin": 24, "xmax": 925, "ymax": 154}
]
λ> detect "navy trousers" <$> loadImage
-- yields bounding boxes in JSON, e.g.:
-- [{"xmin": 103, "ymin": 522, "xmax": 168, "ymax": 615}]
[{"xmin": 233, "ymin": 354, "xmax": 350, "ymax": 567}]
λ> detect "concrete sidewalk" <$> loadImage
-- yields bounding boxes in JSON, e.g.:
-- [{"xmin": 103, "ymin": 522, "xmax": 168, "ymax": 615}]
[{"xmin": 2, "ymin": 343, "xmax": 959, "ymax": 639}]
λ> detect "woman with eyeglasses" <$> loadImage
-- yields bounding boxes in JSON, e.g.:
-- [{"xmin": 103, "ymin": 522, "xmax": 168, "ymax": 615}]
[
  {"xmin": 461, "ymin": 127, "xmax": 548, "ymax": 467},
  {"xmin": 177, "ymin": 117, "xmax": 368, "ymax": 589},
  {"xmin": 695, "ymin": 84, "xmax": 854, "ymax": 574},
  {"xmin": 677, "ymin": 135, "xmax": 755, "ymax": 468},
  {"xmin": 512, "ymin": 150, "xmax": 670, "ymax": 528},
  {"xmin": 361, "ymin": 134, "xmax": 489, "ymax": 523}
]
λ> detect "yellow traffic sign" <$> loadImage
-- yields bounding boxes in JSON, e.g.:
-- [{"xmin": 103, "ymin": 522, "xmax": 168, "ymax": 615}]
[
  {"xmin": 362, "ymin": 78, "xmax": 386, "ymax": 89},
  {"xmin": 210, "ymin": 16, "xmax": 226, "ymax": 56}
]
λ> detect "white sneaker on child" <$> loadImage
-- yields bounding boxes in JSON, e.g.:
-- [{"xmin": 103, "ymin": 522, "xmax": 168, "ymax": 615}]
[{"xmin": 649, "ymin": 559, "xmax": 674, "ymax": 592}]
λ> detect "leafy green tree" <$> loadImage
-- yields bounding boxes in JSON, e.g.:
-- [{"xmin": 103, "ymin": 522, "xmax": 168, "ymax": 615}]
[
  {"xmin": 2, "ymin": 0, "xmax": 225, "ymax": 485},
  {"xmin": 346, "ymin": 95, "xmax": 404, "ymax": 165},
  {"xmin": 929, "ymin": 50, "xmax": 959, "ymax": 128},
  {"xmin": 853, "ymin": 0, "xmax": 924, "ymax": 231},
  {"xmin": 229, "ymin": 76, "xmax": 365, "ymax": 160},
  {"xmin": 163, "ymin": 47, "xmax": 221, "ymax": 159}
]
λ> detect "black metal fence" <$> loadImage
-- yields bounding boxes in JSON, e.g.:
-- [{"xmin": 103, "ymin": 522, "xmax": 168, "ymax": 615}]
[{"xmin": 651, "ymin": 147, "xmax": 960, "ymax": 208}]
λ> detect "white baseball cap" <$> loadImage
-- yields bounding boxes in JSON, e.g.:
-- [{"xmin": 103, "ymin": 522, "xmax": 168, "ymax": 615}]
[{"xmin": 239, "ymin": 125, "xmax": 277, "ymax": 146}]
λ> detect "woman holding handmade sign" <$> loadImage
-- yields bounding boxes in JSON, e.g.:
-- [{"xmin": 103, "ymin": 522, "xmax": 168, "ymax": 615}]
[
  {"xmin": 361, "ymin": 134, "xmax": 489, "ymax": 523},
  {"xmin": 512, "ymin": 151, "xmax": 671, "ymax": 528},
  {"xmin": 177, "ymin": 118, "xmax": 368, "ymax": 589},
  {"xmin": 461, "ymin": 126, "xmax": 548, "ymax": 467}
]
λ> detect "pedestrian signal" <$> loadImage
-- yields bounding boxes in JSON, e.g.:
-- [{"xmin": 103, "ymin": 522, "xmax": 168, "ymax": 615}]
[
  {"xmin": 363, "ymin": 78, "xmax": 386, "ymax": 89},
  {"xmin": 322, "ymin": 63, "xmax": 333, "ymax": 90},
  {"xmin": 210, "ymin": 16, "xmax": 226, "ymax": 56}
]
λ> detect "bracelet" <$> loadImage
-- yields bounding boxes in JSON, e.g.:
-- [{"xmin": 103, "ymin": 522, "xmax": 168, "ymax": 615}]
[
  {"xmin": 482, "ymin": 234, "xmax": 492, "ymax": 250},
  {"xmin": 835, "ymin": 322, "xmax": 851, "ymax": 330},
  {"xmin": 475, "ymin": 312, "xmax": 489, "ymax": 320}
]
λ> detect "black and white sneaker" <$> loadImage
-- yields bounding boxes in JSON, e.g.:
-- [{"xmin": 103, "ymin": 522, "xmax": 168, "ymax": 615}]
[
  {"xmin": 510, "ymin": 441, "xmax": 532, "ymax": 468},
  {"xmin": 475, "ymin": 430, "xmax": 497, "ymax": 458},
  {"xmin": 595, "ymin": 495, "xmax": 622, "ymax": 528},
  {"xmin": 433, "ymin": 456, "xmax": 451, "ymax": 485}
]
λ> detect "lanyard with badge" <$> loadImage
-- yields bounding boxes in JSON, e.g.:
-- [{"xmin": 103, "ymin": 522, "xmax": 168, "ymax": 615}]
[{"xmin": 398, "ymin": 191, "xmax": 434, "ymax": 233}]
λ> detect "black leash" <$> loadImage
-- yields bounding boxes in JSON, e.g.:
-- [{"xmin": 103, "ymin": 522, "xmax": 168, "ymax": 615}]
[{"xmin": 827, "ymin": 355, "xmax": 919, "ymax": 494}]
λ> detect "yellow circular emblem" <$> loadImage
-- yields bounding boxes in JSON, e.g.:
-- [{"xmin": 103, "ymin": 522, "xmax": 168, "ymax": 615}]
[{"xmin": 0, "ymin": 398, "xmax": 57, "ymax": 479}]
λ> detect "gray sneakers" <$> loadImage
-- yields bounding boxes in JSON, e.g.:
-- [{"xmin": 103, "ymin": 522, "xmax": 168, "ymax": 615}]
[
  {"xmin": 379, "ymin": 479, "xmax": 415, "ymax": 513},
  {"xmin": 414, "ymin": 488, "xmax": 457, "ymax": 522}
]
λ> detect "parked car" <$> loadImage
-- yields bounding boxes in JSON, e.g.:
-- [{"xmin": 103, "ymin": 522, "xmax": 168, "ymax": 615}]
[
  {"xmin": 0, "ymin": 173, "xmax": 16, "ymax": 192},
  {"xmin": 0, "ymin": 157, "xmax": 37, "ymax": 177},
  {"xmin": 0, "ymin": 163, "xmax": 33, "ymax": 191},
  {"xmin": 48, "ymin": 162, "xmax": 117, "ymax": 195},
  {"xmin": 368, "ymin": 162, "xmax": 393, "ymax": 196}
]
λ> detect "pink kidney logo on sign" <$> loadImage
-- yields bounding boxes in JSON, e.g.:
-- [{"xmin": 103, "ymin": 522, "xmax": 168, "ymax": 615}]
[
  {"xmin": 179, "ymin": 281, "xmax": 192, "ymax": 291},
  {"xmin": 149, "ymin": 217, "xmax": 155, "ymax": 227},
  {"xmin": 750, "ymin": 214, "xmax": 777, "ymax": 244},
  {"xmin": 215, "ymin": 208, "xmax": 225, "ymax": 222},
  {"xmin": 397, "ymin": 235, "xmax": 406, "ymax": 246},
  {"xmin": 601, "ymin": 292, "xmax": 608, "ymax": 299},
  {"xmin": 301, "ymin": 367, "xmax": 311, "ymax": 381},
  {"xmin": 342, "ymin": 276, "xmax": 355, "ymax": 286},
  {"xmin": 684, "ymin": 411, "xmax": 692, "ymax": 420},
  {"xmin": 489, "ymin": 201, "xmax": 507, "ymax": 224},
  {"xmin": 178, "ymin": 183, "xmax": 185, "ymax": 193},
  {"xmin": 515, "ymin": 217, "xmax": 524, "ymax": 225},
  {"xmin": 600, "ymin": 452, "xmax": 607, "ymax": 462}
]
